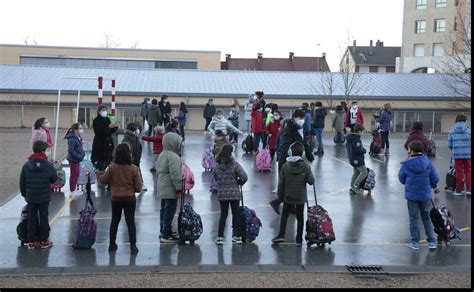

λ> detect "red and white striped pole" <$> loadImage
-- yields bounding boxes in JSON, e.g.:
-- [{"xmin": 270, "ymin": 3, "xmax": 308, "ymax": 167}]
[
  {"xmin": 98, "ymin": 76, "xmax": 103, "ymax": 105},
  {"xmin": 111, "ymin": 79, "xmax": 116, "ymax": 116}
]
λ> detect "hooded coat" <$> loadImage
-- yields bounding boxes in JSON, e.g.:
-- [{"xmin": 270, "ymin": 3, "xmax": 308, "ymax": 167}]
[
  {"xmin": 448, "ymin": 122, "xmax": 471, "ymax": 159},
  {"xmin": 277, "ymin": 119, "xmax": 315, "ymax": 167},
  {"xmin": 399, "ymin": 154, "xmax": 440, "ymax": 201},
  {"xmin": 147, "ymin": 104, "xmax": 162, "ymax": 126},
  {"xmin": 265, "ymin": 119, "xmax": 281, "ymax": 150},
  {"xmin": 346, "ymin": 133, "xmax": 366, "ymax": 167},
  {"xmin": 332, "ymin": 109, "xmax": 346, "ymax": 132},
  {"xmin": 20, "ymin": 153, "xmax": 58, "ymax": 204},
  {"xmin": 312, "ymin": 107, "xmax": 328, "ymax": 129},
  {"xmin": 278, "ymin": 158, "xmax": 315, "ymax": 204},
  {"xmin": 156, "ymin": 133, "xmax": 183, "ymax": 199},
  {"xmin": 251, "ymin": 108, "xmax": 263, "ymax": 134},
  {"xmin": 91, "ymin": 115, "xmax": 117, "ymax": 164},
  {"xmin": 213, "ymin": 158, "xmax": 248, "ymax": 201},
  {"xmin": 122, "ymin": 131, "xmax": 143, "ymax": 165},
  {"xmin": 66, "ymin": 132, "xmax": 85, "ymax": 163},
  {"xmin": 208, "ymin": 116, "xmax": 241, "ymax": 136}
]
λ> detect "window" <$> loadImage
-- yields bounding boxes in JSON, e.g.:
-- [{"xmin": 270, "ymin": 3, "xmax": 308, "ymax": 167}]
[
  {"xmin": 433, "ymin": 43, "xmax": 444, "ymax": 56},
  {"xmin": 435, "ymin": 0, "xmax": 447, "ymax": 7},
  {"xmin": 434, "ymin": 19, "xmax": 446, "ymax": 32},
  {"xmin": 415, "ymin": 20, "xmax": 426, "ymax": 33},
  {"xmin": 155, "ymin": 61, "xmax": 197, "ymax": 69},
  {"xmin": 414, "ymin": 44, "xmax": 425, "ymax": 56},
  {"xmin": 416, "ymin": 0, "xmax": 427, "ymax": 9}
]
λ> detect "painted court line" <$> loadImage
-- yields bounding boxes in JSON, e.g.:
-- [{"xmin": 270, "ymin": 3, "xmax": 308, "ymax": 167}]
[{"xmin": 49, "ymin": 196, "xmax": 76, "ymax": 225}]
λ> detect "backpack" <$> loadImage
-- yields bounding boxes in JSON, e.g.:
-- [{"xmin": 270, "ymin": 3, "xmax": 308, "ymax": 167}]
[
  {"xmin": 429, "ymin": 199, "xmax": 461, "ymax": 246},
  {"xmin": 360, "ymin": 168, "xmax": 376, "ymax": 190},
  {"xmin": 256, "ymin": 148, "xmax": 272, "ymax": 171},
  {"xmin": 16, "ymin": 205, "xmax": 29, "ymax": 245},
  {"xmin": 177, "ymin": 180, "xmax": 203, "ymax": 244},
  {"xmin": 242, "ymin": 134, "xmax": 254, "ymax": 154},
  {"xmin": 73, "ymin": 177, "xmax": 97, "ymax": 249},
  {"xmin": 202, "ymin": 147, "xmax": 215, "ymax": 171},
  {"xmin": 305, "ymin": 185, "xmax": 335, "ymax": 247},
  {"xmin": 369, "ymin": 130, "xmax": 382, "ymax": 156},
  {"xmin": 77, "ymin": 159, "xmax": 97, "ymax": 186},
  {"xmin": 50, "ymin": 160, "xmax": 66, "ymax": 192},
  {"xmin": 182, "ymin": 163, "xmax": 195, "ymax": 192},
  {"xmin": 238, "ymin": 187, "xmax": 262, "ymax": 242}
]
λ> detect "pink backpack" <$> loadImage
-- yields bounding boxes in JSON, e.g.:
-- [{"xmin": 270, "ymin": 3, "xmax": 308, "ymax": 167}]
[
  {"xmin": 182, "ymin": 163, "xmax": 195, "ymax": 193},
  {"xmin": 256, "ymin": 148, "xmax": 272, "ymax": 171}
]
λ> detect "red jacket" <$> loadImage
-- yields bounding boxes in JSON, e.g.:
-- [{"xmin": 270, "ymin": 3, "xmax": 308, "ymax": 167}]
[
  {"xmin": 265, "ymin": 120, "xmax": 281, "ymax": 150},
  {"xmin": 251, "ymin": 109, "xmax": 263, "ymax": 134},
  {"xmin": 345, "ymin": 108, "xmax": 364, "ymax": 127},
  {"xmin": 404, "ymin": 130, "xmax": 429, "ymax": 153},
  {"xmin": 141, "ymin": 132, "xmax": 164, "ymax": 155}
]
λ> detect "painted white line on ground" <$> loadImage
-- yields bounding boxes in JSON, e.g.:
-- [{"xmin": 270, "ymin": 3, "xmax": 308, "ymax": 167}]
[{"xmin": 49, "ymin": 196, "xmax": 76, "ymax": 225}]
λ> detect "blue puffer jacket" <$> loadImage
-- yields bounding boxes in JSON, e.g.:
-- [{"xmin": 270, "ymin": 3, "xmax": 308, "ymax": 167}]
[
  {"xmin": 399, "ymin": 154, "xmax": 439, "ymax": 202},
  {"xmin": 376, "ymin": 110, "xmax": 392, "ymax": 131},
  {"xmin": 66, "ymin": 133, "xmax": 85, "ymax": 163},
  {"xmin": 448, "ymin": 122, "xmax": 471, "ymax": 159}
]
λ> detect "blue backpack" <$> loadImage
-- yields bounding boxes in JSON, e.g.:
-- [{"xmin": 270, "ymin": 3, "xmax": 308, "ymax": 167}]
[
  {"xmin": 73, "ymin": 176, "xmax": 97, "ymax": 249},
  {"xmin": 178, "ymin": 179, "xmax": 203, "ymax": 244},
  {"xmin": 239, "ymin": 187, "xmax": 262, "ymax": 242}
]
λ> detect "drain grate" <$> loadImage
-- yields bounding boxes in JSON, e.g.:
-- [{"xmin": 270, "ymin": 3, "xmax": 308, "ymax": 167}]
[{"xmin": 346, "ymin": 265, "xmax": 386, "ymax": 274}]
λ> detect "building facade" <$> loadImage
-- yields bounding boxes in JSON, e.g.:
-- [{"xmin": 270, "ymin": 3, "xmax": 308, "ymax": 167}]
[
  {"xmin": 222, "ymin": 53, "xmax": 330, "ymax": 72},
  {"xmin": 340, "ymin": 40, "xmax": 401, "ymax": 73}
]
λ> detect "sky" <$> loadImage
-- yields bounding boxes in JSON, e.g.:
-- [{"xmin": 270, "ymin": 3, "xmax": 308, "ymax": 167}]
[{"xmin": 0, "ymin": 0, "xmax": 404, "ymax": 71}]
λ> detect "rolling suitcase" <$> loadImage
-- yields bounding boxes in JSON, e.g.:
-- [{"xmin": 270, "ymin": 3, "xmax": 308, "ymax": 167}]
[
  {"xmin": 72, "ymin": 174, "xmax": 97, "ymax": 249},
  {"xmin": 178, "ymin": 179, "xmax": 203, "ymax": 245},
  {"xmin": 242, "ymin": 134, "xmax": 254, "ymax": 154},
  {"xmin": 369, "ymin": 129, "xmax": 382, "ymax": 156},
  {"xmin": 305, "ymin": 184, "xmax": 335, "ymax": 248},
  {"xmin": 445, "ymin": 158, "xmax": 458, "ymax": 191},
  {"xmin": 430, "ymin": 198, "xmax": 461, "ymax": 247},
  {"xmin": 427, "ymin": 130, "xmax": 436, "ymax": 157},
  {"xmin": 238, "ymin": 186, "xmax": 262, "ymax": 242},
  {"xmin": 202, "ymin": 147, "xmax": 215, "ymax": 172},
  {"xmin": 256, "ymin": 146, "xmax": 272, "ymax": 171}
]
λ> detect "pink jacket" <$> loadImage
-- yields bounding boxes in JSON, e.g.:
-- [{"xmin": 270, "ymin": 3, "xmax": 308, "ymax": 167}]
[{"xmin": 31, "ymin": 128, "xmax": 53, "ymax": 147}]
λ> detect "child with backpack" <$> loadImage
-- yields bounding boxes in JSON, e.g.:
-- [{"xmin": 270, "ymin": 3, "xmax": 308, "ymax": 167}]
[
  {"xmin": 175, "ymin": 102, "xmax": 188, "ymax": 142},
  {"xmin": 20, "ymin": 140, "xmax": 58, "ymax": 249},
  {"xmin": 345, "ymin": 123, "xmax": 367, "ymax": 195},
  {"xmin": 271, "ymin": 142, "xmax": 315, "ymax": 246},
  {"xmin": 399, "ymin": 141, "xmax": 440, "ymax": 250},
  {"xmin": 98, "ymin": 143, "xmax": 143, "ymax": 254},
  {"xmin": 265, "ymin": 110, "xmax": 282, "ymax": 160},
  {"xmin": 213, "ymin": 144, "xmax": 248, "ymax": 245},
  {"xmin": 156, "ymin": 132, "xmax": 184, "ymax": 243},
  {"xmin": 212, "ymin": 129, "xmax": 230, "ymax": 156},
  {"xmin": 65, "ymin": 123, "xmax": 85, "ymax": 196},
  {"xmin": 448, "ymin": 114, "xmax": 471, "ymax": 196},
  {"xmin": 141, "ymin": 125, "xmax": 164, "ymax": 173},
  {"xmin": 122, "ymin": 123, "xmax": 146, "ymax": 192}
]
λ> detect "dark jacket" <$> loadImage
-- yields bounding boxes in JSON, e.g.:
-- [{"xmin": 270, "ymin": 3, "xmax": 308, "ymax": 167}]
[
  {"xmin": 203, "ymin": 103, "xmax": 216, "ymax": 119},
  {"xmin": 213, "ymin": 159, "xmax": 248, "ymax": 201},
  {"xmin": 346, "ymin": 133, "xmax": 366, "ymax": 167},
  {"xmin": 122, "ymin": 131, "xmax": 143, "ymax": 165},
  {"xmin": 228, "ymin": 110, "xmax": 239, "ymax": 127},
  {"xmin": 159, "ymin": 100, "xmax": 172, "ymax": 124},
  {"xmin": 404, "ymin": 130, "xmax": 429, "ymax": 153},
  {"xmin": 147, "ymin": 104, "xmax": 162, "ymax": 126},
  {"xmin": 20, "ymin": 154, "xmax": 58, "ymax": 204},
  {"xmin": 278, "ymin": 119, "xmax": 314, "ymax": 168},
  {"xmin": 278, "ymin": 158, "xmax": 315, "ymax": 204},
  {"xmin": 399, "ymin": 154, "xmax": 439, "ymax": 202},
  {"xmin": 66, "ymin": 133, "xmax": 85, "ymax": 163},
  {"xmin": 312, "ymin": 107, "xmax": 327, "ymax": 129},
  {"xmin": 176, "ymin": 111, "xmax": 187, "ymax": 127},
  {"xmin": 141, "ymin": 98, "xmax": 150, "ymax": 117},
  {"xmin": 91, "ymin": 115, "xmax": 117, "ymax": 164}
]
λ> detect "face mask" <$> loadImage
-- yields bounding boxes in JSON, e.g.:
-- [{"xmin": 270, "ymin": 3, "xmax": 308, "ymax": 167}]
[
  {"xmin": 265, "ymin": 108, "xmax": 271, "ymax": 112},
  {"xmin": 217, "ymin": 115, "xmax": 223, "ymax": 119},
  {"xmin": 274, "ymin": 115, "xmax": 280, "ymax": 120},
  {"xmin": 253, "ymin": 96, "xmax": 257, "ymax": 101},
  {"xmin": 135, "ymin": 129, "xmax": 140, "ymax": 136},
  {"xmin": 79, "ymin": 129, "xmax": 84, "ymax": 134},
  {"xmin": 100, "ymin": 111, "xmax": 108, "ymax": 117},
  {"xmin": 352, "ymin": 105, "xmax": 358, "ymax": 110},
  {"xmin": 295, "ymin": 119, "xmax": 305, "ymax": 127},
  {"xmin": 43, "ymin": 122, "xmax": 50, "ymax": 128},
  {"xmin": 315, "ymin": 106, "xmax": 320, "ymax": 109}
]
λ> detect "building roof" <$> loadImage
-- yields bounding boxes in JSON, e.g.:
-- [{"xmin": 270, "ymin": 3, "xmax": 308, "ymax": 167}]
[
  {"xmin": 223, "ymin": 56, "xmax": 330, "ymax": 72},
  {"xmin": 0, "ymin": 64, "xmax": 469, "ymax": 100},
  {"xmin": 347, "ymin": 46, "xmax": 401, "ymax": 66}
]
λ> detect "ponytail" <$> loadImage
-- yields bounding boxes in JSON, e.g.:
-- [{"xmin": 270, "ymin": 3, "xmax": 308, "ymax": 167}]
[{"xmin": 64, "ymin": 122, "xmax": 81, "ymax": 139}]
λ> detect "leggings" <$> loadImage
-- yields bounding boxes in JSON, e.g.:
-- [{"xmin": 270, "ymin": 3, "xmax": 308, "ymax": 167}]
[
  {"xmin": 380, "ymin": 130, "xmax": 390, "ymax": 149},
  {"xmin": 218, "ymin": 201, "xmax": 243, "ymax": 238},
  {"xmin": 110, "ymin": 200, "xmax": 137, "ymax": 244}
]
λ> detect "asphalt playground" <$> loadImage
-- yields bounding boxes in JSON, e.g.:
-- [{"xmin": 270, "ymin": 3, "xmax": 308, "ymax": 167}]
[{"xmin": 0, "ymin": 132, "xmax": 470, "ymax": 275}]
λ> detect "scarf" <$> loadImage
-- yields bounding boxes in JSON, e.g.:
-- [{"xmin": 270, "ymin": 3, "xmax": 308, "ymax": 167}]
[{"xmin": 28, "ymin": 152, "xmax": 47, "ymax": 160}]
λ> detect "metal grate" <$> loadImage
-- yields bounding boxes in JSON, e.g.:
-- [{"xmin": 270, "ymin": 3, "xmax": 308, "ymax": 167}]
[{"xmin": 346, "ymin": 265, "xmax": 386, "ymax": 274}]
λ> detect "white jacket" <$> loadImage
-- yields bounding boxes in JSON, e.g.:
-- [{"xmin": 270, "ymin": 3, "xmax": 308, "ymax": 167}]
[{"xmin": 208, "ymin": 117, "xmax": 242, "ymax": 136}]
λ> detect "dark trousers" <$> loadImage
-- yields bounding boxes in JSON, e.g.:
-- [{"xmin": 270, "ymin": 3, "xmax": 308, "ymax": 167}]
[
  {"xmin": 179, "ymin": 125, "xmax": 185, "ymax": 140},
  {"xmin": 231, "ymin": 132, "xmax": 239, "ymax": 143},
  {"xmin": 218, "ymin": 200, "xmax": 243, "ymax": 238},
  {"xmin": 27, "ymin": 203, "xmax": 49, "ymax": 241},
  {"xmin": 110, "ymin": 200, "xmax": 137, "ymax": 244},
  {"xmin": 147, "ymin": 123, "xmax": 156, "ymax": 136},
  {"xmin": 270, "ymin": 149, "xmax": 276, "ymax": 161},
  {"xmin": 205, "ymin": 118, "xmax": 212, "ymax": 131},
  {"xmin": 262, "ymin": 132, "xmax": 268, "ymax": 148},
  {"xmin": 278, "ymin": 203, "xmax": 305, "ymax": 241},
  {"xmin": 253, "ymin": 133, "xmax": 262, "ymax": 151},
  {"xmin": 380, "ymin": 130, "xmax": 390, "ymax": 149},
  {"xmin": 160, "ymin": 199, "xmax": 178, "ymax": 237},
  {"xmin": 349, "ymin": 124, "xmax": 356, "ymax": 133}
]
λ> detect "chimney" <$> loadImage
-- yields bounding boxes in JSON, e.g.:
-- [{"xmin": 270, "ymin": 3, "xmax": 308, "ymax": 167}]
[
  {"xmin": 225, "ymin": 54, "xmax": 231, "ymax": 63},
  {"xmin": 368, "ymin": 40, "xmax": 374, "ymax": 56},
  {"xmin": 352, "ymin": 40, "xmax": 357, "ymax": 54},
  {"xmin": 322, "ymin": 52, "xmax": 326, "ymax": 59},
  {"xmin": 376, "ymin": 39, "xmax": 380, "ymax": 47},
  {"xmin": 289, "ymin": 52, "xmax": 294, "ymax": 60},
  {"xmin": 257, "ymin": 53, "xmax": 263, "ymax": 63},
  {"xmin": 380, "ymin": 41, "xmax": 384, "ymax": 47}
]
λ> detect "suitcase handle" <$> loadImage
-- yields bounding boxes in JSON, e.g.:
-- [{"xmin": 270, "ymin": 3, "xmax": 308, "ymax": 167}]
[
  {"xmin": 307, "ymin": 183, "xmax": 317, "ymax": 208},
  {"xmin": 240, "ymin": 185, "xmax": 244, "ymax": 207},
  {"xmin": 85, "ymin": 172, "xmax": 94, "ymax": 208}
]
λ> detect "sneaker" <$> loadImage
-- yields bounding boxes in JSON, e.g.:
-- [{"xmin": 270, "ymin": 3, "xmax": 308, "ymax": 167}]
[
  {"xmin": 233, "ymin": 236, "xmax": 243, "ymax": 244},
  {"xmin": 465, "ymin": 190, "xmax": 471, "ymax": 196},
  {"xmin": 130, "ymin": 244, "xmax": 139, "ymax": 254},
  {"xmin": 160, "ymin": 235, "xmax": 180, "ymax": 243},
  {"xmin": 27, "ymin": 241, "xmax": 37, "ymax": 250},
  {"xmin": 39, "ymin": 240, "xmax": 53, "ymax": 249},
  {"xmin": 108, "ymin": 243, "xmax": 118, "ymax": 252},
  {"xmin": 231, "ymin": 236, "xmax": 239, "ymax": 243},
  {"xmin": 453, "ymin": 191, "xmax": 463, "ymax": 196},
  {"xmin": 428, "ymin": 242, "xmax": 437, "ymax": 250},
  {"xmin": 407, "ymin": 242, "xmax": 420, "ymax": 250},
  {"xmin": 215, "ymin": 237, "xmax": 224, "ymax": 245},
  {"xmin": 269, "ymin": 199, "xmax": 281, "ymax": 215},
  {"xmin": 272, "ymin": 235, "xmax": 285, "ymax": 244}
]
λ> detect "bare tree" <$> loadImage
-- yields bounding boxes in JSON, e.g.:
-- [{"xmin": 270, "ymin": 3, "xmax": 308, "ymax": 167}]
[
  {"xmin": 131, "ymin": 40, "xmax": 139, "ymax": 49},
  {"xmin": 9, "ymin": 69, "xmax": 37, "ymax": 127},
  {"xmin": 307, "ymin": 71, "xmax": 335, "ymax": 110},
  {"xmin": 99, "ymin": 32, "xmax": 121, "ymax": 48}
]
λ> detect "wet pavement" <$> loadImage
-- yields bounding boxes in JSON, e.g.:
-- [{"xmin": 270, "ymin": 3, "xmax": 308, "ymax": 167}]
[{"xmin": 0, "ymin": 132, "xmax": 471, "ymax": 274}]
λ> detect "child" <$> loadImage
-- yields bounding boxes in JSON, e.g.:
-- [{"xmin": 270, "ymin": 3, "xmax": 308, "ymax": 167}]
[
  {"xmin": 345, "ymin": 123, "xmax": 367, "ymax": 195},
  {"xmin": 65, "ymin": 123, "xmax": 85, "ymax": 196},
  {"xmin": 98, "ymin": 143, "xmax": 143, "ymax": 254},
  {"xmin": 208, "ymin": 109, "xmax": 242, "ymax": 137},
  {"xmin": 251, "ymin": 103, "xmax": 264, "ymax": 155},
  {"xmin": 448, "ymin": 114, "xmax": 471, "ymax": 196},
  {"xmin": 272, "ymin": 142, "xmax": 315, "ymax": 246},
  {"xmin": 141, "ymin": 125, "xmax": 164, "ymax": 173},
  {"xmin": 213, "ymin": 144, "xmax": 248, "ymax": 244},
  {"xmin": 227, "ymin": 105, "xmax": 240, "ymax": 144},
  {"xmin": 175, "ymin": 102, "xmax": 188, "ymax": 142},
  {"xmin": 20, "ymin": 140, "xmax": 58, "ymax": 249},
  {"xmin": 122, "ymin": 123, "xmax": 146, "ymax": 192},
  {"xmin": 166, "ymin": 119, "xmax": 181, "ymax": 136},
  {"xmin": 332, "ymin": 105, "xmax": 346, "ymax": 145},
  {"xmin": 265, "ymin": 110, "xmax": 282, "ymax": 160},
  {"xmin": 399, "ymin": 141, "xmax": 439, "ymax": 250},
  {"xmin": 156, "ymin": 132, "xmax": 184, "ymax": 243},
  {"xmin": 212, "ymin": 129, "xmax": 229, "ymax": 156}
]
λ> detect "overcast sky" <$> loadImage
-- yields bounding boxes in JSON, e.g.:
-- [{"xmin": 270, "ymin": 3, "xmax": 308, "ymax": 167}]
[{"xmin": 0, "ymin": 0, "xmax": 404, "ymax": 71}]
